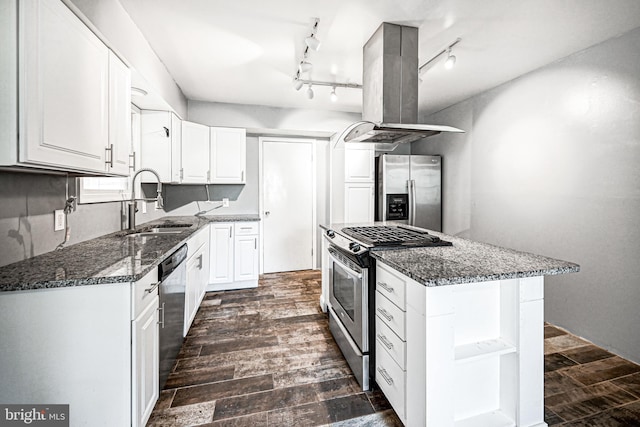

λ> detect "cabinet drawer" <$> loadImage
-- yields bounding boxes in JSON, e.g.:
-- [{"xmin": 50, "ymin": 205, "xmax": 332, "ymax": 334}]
[
  {"xmin": 376, "ymin": 316, "xmax": 406, "ymax": 369},
  {"xmin": 376, "ymin": 263, "xmax": 406, "ymax": 310},
  {"xmin": 376, "ymin": 291, "xmax": 406, "ymax": 340},
  {"xmin": 234, "ymin": 222, "xmax": 259, "ymax": 235},
  {"xmin": 187, "ymin": 226, "xmax": 208, "ymax": 255},
  {"xmin": 132, "ymin": 268, "xmax": 160, "ymax": 319},
  {"xmin": 376, "ymin": 341, "xmax": 406, "ymax": 421}
]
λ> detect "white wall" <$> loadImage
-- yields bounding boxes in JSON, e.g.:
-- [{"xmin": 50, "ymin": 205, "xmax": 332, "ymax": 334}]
[
  {"xmin": 67, "ymin": 0, "xmax": 188, "ymax": 117},
  {"xmin": 414, "ymin": 28, "xmax": 640, "ymax": 364}
]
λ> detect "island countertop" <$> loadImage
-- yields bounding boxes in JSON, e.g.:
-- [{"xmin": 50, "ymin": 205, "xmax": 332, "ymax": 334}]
[
  {"xmin": 321, "ymin": 222, "xmax": 580, "ymax": 286},
  {"xmin": 0, "ymin": 214, "xmax": 260, "ymax": 292}
]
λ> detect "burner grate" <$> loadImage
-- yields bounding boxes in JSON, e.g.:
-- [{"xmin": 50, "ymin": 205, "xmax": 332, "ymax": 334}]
[{"xmin": 341, "ymin": 226, "xmax": 449, "ymax": 247}]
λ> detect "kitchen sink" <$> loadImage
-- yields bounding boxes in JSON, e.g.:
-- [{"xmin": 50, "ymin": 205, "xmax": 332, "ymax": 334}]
[
  {"xmin": 125, "ymin": 227, "xmax": 189, "ymax": 238},
  {"xmin": 152, "ymin": 224, "xmax": 192, "ymax": 229}
]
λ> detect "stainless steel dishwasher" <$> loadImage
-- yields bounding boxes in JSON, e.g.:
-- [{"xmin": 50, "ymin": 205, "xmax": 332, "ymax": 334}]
[{"xmin": 157, "ymin": 244, "xmax": 187, "ymax": 390}]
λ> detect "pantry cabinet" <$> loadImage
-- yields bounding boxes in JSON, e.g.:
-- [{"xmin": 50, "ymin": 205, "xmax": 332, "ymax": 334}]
[
  {"xmin": 210, "ymin": 127, "xmax": 246, "ymax": 184},
  {"xmin": 0, "ymin": 0, "xmax": 132, "ymax": 175}
]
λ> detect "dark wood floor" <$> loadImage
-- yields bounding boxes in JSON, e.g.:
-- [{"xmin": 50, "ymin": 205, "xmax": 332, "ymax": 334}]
[{"xmin": 148, "ymin": 270, "xmax": 640, "ymax": 426}]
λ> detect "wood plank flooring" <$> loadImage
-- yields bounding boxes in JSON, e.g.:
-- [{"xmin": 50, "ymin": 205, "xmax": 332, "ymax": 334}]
[{"xmin": 148, "ymin": 270, "xmax": 640, "ymax": 426}]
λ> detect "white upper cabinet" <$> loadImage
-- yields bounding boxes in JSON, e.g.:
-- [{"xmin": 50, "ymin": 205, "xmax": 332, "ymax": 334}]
[
  {"xmin": 345, "ymin": 144, "xmax": 375, "ymax": 182},
  {"xmin": 0, "ymin": 0, "xmax": 131, "ymax": 175},
  {"xmin": 140, "ymin": 111, "xmax": 181, "ymax": 183},
  {"xmin": 210, "ymin": 127, "xmax": 246, "ymax": 184},
  {"xmin": 108, "ymin": 52, "xmax": 132, "ymax": 176},
  {"xmin": 181, "ymin": 121, "xmax": 210, "ymax": 184}
]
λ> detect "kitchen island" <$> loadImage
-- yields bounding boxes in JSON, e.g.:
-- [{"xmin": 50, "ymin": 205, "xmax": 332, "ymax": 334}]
[{"xmin": 321, "ymin": 223, "xmax": 579, "ymax": 427}]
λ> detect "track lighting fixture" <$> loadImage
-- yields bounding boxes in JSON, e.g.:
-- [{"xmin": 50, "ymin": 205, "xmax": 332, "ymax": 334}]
[
  {"xmin": 291, "ymin": 18, "xmax": 362, "ymax": 101},
  {"xmin": 418, "ymin": 37, "xmax": 462, "ymax": 75}
]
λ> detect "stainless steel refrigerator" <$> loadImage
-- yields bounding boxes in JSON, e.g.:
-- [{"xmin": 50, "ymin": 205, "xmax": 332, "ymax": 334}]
[{"xmin": 375, "ymin": 154, "xmax": 442, "ymax": 231}]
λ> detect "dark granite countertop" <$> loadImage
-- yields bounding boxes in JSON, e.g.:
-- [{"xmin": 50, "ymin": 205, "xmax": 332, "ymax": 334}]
[
  {"xmin": 0, "ymin": 214, "xmax": 260, "ymax": 292},
  {"xmin": 321, "ymin": 222, "xmax": 580, "ymax": 287}
]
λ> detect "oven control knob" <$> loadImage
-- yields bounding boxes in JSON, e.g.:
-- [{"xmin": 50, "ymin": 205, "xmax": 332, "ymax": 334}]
[
  {"xmin": 350, "ymin": 243, "xmax": 361, "ymax": 252},
  {"xmin": 326, "ymin": 230, "xmax": 335, "ymax": 238}
]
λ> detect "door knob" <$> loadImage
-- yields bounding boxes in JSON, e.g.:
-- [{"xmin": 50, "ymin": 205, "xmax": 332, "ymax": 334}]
[{"xmin": 265, "ymin": 211, "xmax": 270, "ymax": 216}]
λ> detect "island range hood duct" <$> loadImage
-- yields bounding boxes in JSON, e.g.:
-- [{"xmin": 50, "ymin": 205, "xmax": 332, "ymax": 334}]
[{"xmin": 343, "ymin": 23, "xmax": 464, "ymax": 147}]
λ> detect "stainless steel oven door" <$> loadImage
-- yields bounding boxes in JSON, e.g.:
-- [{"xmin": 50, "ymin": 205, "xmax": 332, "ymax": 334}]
[{"xmin": 328, "ymin": 250, "xmax": 369, "ymax": 353}]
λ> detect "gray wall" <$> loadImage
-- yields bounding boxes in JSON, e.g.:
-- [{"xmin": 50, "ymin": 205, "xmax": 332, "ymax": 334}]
[
  {"xmin": 0, "ymin": 171, "xmax": 123, "ymax": 267},
  {"xmin": 413, "ymin": 28, "xmax": 640, "ymax": 364}
]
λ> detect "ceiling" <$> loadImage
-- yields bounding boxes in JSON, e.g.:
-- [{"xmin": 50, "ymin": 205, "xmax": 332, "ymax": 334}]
[{"xmin": 119, "ymin": 0, "xmax": 640, "ymax": 116}]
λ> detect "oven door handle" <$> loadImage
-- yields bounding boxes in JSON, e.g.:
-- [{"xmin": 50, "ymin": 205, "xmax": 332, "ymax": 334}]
[{"xmin": 328, "ymin": 253, "xmax": 363, "ymax": 280}]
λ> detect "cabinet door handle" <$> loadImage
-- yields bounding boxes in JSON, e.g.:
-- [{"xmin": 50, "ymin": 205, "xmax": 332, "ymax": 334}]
[
  {"xmin": 197, "ymin": 254, "xmax": 203, "ymax": 270},
  {"xmin": 377, "ymin": 281, "xmax": 394, "ymax": 293},
  {"xmin": 377, "ymin": 367, "xmax": 394, "ymax": 386},
  {"xmin": 105, "ymin": 144, "xmax": 114, "ymax": 167},
  {"xmin": 377, "ymin": 307, "xmax": 394, "ymax": 321},
  {"xmin": 241, "ymin": 170, "xmax": 244, "ymax": 182},
  {"xmin": 129, "ymin": 152, "xmax": 136, "ymax": 170},
  {"xmin": 157, "ymin": 302, "xmax": 165, "ymax": 328},
  {"xmin": 377, "ymin": 333, "xmax": 394, "ymax": 350},
  {"xmin": 163, "ymin": 126, "xmax": 169, "ymax": 138},
  {"xmin": 145, "ymin": 282, "xmax": 160, "ymax": 294},
  {"xmin": 229, "ymin": 228, "xmax": 232, "ymax": 238}
]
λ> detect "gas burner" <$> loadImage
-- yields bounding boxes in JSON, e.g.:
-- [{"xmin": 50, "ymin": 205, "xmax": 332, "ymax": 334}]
[{"xmin": 341, "ymin": 226, "xmax": 452, "ymax": 247}]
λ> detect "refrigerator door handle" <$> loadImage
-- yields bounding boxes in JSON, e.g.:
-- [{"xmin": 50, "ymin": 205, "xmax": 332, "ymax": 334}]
[
  {"xmin": 410, "ymin": 179, "xmax": 417, "ymax": 226},
  {"xmin": 406, "ymin": 180, "xmax": 412, "ymax": 224}
]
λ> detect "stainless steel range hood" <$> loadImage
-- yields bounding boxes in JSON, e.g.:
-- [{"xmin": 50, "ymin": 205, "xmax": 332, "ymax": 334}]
[{"xmin": 344, "ymin": 23, "xmax": 464, "ymax": 147}]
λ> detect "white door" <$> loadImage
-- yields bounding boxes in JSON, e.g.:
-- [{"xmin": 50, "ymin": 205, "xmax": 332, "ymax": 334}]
[{"xmin": 261, "ymin": 139, "xmax": 315, "ymax": 273}]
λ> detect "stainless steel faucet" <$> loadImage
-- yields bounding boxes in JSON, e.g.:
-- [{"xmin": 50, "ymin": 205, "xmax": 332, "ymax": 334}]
[{"xmin": 128, "ymin": 168, "xmax": 164, "ymax": 231}]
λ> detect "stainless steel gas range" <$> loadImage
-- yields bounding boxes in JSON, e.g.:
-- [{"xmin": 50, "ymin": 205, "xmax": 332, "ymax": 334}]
[{"xmin": 323, "ymin": 224, "xmax": 452, "ymax": 390}]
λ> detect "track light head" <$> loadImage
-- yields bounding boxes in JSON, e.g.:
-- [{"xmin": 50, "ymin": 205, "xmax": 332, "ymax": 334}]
[
  {"xmin": 306, "ymin": 84, "xmax": 314, "ymax": 99},
  {"xmin": 305, "ymin": 35, "xmax": 321, "ymax": 51},
  {"xmin": 293, "ymin": 78, "xmax": 304, "ymax": 91},
  {"xmin": 299, "ymin": 60, "xmax": 312, "ymax": 73},
  {"xmin": 330, "ymin": 87, "xmax": 337, "ymax": 102},
  {"xmin": 444, "ymin": 48, "xmax": 456, "ymax": 70}
]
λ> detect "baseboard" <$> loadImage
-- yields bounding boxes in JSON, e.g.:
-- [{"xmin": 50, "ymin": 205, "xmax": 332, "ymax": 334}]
[{"xmin": 205, "ymin": 280, "xmax": 258, "ymax": 292}]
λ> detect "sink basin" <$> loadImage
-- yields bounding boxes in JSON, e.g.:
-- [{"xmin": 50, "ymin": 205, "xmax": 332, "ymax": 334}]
[{"xmin": 126, "ymin": 228, "xmax": 186, "ymax": 237}]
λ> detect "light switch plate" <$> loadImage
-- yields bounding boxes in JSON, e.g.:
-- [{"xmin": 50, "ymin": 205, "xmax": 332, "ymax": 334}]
[
  {"xmin": 54, "ymin": 210, "xmax": 65, "ymax": 231},
  {"xmin": 222, "ymin": 198, "xmax": 229, "ymax": 207}
]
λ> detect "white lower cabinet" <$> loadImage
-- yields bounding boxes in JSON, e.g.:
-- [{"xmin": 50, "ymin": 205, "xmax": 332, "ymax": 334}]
[
  {"xmin": 375, "ymin": 262, "xmax": 547, "ymax": 427},
  {"xmin": 209, "ymin": 223, "xmax": 235, "ymax": 285},
  {"xmin": 132, "ymin": 293, "xmax": 159, "ymax": 427},
  {"xmin": 185, "ymin": 227, "xmax": 210, "ymax": 335},
  {"xmin": 0, "ymin": 268, "xmax": 161, "ymax": 426},
  {"xmin": 208, "ymin": 222, "xmax": 259, "ymax": 291}
]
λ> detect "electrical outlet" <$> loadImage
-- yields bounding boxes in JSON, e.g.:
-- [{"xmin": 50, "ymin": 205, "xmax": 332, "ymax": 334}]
[
  {"xmin": 54, "ymin": 210, "xmax": 65, "ymax": 231},
  {"xmin": 222, "ymin": 198, "xmax": 229, "ymax": 208}
]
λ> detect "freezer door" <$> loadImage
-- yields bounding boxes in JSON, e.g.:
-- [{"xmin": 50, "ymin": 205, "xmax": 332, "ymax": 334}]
[
  {"xmin": 410, "ymin": 155, "xmax": 442, "ymax": 231},
  {"xmin": 377, "ymin": 154, "xmax": 410, "ymax": 222}
]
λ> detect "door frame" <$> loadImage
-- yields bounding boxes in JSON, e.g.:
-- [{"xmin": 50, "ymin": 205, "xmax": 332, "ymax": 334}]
[{"xmin": 258, "ymin": 137, "xmax": 317, "ymax": 274}]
